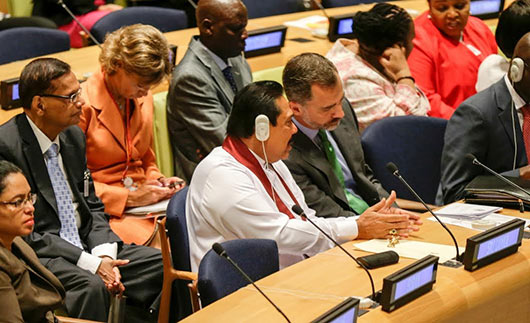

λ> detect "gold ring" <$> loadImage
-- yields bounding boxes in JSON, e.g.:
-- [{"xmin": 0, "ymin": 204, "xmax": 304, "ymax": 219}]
[{"xmin": 389, "ymin": 229, "xmax": 397, "ymax": 235}]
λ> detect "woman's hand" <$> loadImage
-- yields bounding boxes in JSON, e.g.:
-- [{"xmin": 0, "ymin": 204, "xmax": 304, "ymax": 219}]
[
  {"xmin": 125, "ymin": 183, "xmax": 173, "ymax": 207},
  {"xmin": 379, "ymin": 45, "xmax": 414, "ymax": 87}
]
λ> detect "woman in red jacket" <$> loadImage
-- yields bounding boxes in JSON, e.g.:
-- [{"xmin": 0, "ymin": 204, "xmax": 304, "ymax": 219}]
[{"xmin": 408, "ymin": 0, "xmax": 498, "ymax": 119}]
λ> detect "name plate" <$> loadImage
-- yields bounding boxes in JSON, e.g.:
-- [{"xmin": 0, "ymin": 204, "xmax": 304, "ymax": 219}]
[
  {"xmin": 311, "ymin": 297, "xmax": 359, "ymax": 323},
  {"xmin": 0, "ymin": 77, "xmax": 20, "ymax": 110},
  {"xmin": 380, "ymin": 255, "xmax": 439, "ymax": 312},
  {"xmin": 463, "ymin": 218, "xmax": 525, "ymax": 271},
  {"xmin": 244, "ymin": 25, "xmax": 287, "ymax": 58},
  {"xmin": 328, "ymin": 13, "xmax": 355, "ymax": 42}
]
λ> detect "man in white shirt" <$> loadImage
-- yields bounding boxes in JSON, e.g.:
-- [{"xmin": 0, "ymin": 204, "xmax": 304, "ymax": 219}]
[
  {"xmin": 187, "ymin": 81, "xmax": 421, "ymax": 271},
  {"xmin": 0, "ymin": 58, "xmax": 164, "ymax": 322}
]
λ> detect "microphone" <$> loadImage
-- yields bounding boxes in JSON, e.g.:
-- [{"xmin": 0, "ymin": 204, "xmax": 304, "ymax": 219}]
[
  {"xmin": 212, "ymin": 243, "xmax": 291, "ymax": 323},
  {"xmin": 186, "ymin": 0, "xmax": 198, "ymax": 9},
  {"xmin": 465, "ymin": 153, "xmax": 530, "ymax": 199},
  {"xmin": 291, "ymin": 205, "xmax": 376, "ymax": 301},
  {"xmin": 386, "ymin": 162, "xmax": 462, "ymax": 262},
  {"xmin": 57, "ymin": 0, "xmax": 102, "ymax": 48},
  {"xmin": 310, "ymin": 0, "xmax": 330, "ymax": 19}
]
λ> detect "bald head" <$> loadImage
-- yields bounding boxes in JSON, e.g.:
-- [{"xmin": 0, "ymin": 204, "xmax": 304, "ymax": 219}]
[
  {"xmin": 512, "ymin": 32, "xmax": 530, "ymax": 102},
  {"xmin": 196, "ymin": 0, "xmax": 248, "ymax": 60},
  {"xmin": 513, "ymin": 32, "xmax": 530, "ymax": 57}
]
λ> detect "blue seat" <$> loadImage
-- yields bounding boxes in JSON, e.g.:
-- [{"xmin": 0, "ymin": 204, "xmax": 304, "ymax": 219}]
[
  {"xmin": 0, "ymin": 27, "xmax": 69, "ymax": 65},
  {"xmin": 90, "ymin": 6, "xmax": 188, "ymax": 43},
  {"xmin": 242, "ymin": 0, "xmax": 300, "ymax": 18},
  {"xmin": 198, "ymin": 239, "xmax": 279, "ymax": 307},
  {"xmin": 165, "ymin": 186, "xmax": 199, "ymax": 319},
  {"xmin": 361, "ymin": 116, "xmax": 447, "ymax": 205}
]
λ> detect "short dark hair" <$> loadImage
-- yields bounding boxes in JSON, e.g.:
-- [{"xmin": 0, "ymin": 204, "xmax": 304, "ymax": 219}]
[
  {"xmin": 352, "ymin": 3, "xmax": 412, "ymax": 56},
  {"xmin": 19, "ymin": 58, "xmax": 71, "ymax": 110},
  {"xmin": 282, "ymin": 53, "xmax": 338, "ymax": 104},
  {"xmin": 0, "ymin": 160, "xmax": 23, "ymax": 196},
  {"xmin": 226, "ymin": 81, "xmax": 284, "ymax": 139},
  {"xmin": 496, "ymin": 0, "xmax": 530, "ymax": 58}
]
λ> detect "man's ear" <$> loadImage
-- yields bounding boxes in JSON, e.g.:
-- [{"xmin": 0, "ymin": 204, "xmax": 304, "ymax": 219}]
[
  {"xmin": 289, "ymin": 101, "xmax": 302, "ymax": 116},
  {"xmin": 31, "ymin": 96, "xmax": 45, "ymax": 115},
  {"xmin": 200, "ymin": 18, "xmax": 214, "ymax": 37}
]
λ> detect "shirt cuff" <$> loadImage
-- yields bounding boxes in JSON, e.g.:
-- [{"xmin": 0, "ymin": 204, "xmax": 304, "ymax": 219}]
[
  {"xmin": 76, "ymin": 251, "xmax": 103, "ymax": 274},
  {"xmin": 91, "ymin": 242, "xmax": 118, "ymax": 260},
  {"xmin": 335, "ymin": 218, "xmax": 359, "ymax": 242}
]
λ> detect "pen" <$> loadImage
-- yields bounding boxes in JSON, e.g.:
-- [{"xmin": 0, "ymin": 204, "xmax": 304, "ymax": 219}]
[{"xmin": 168, "ymin": 180, "xmax": 185, "ymax": 189}]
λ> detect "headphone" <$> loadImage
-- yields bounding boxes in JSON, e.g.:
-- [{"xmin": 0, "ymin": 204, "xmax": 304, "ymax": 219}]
[
  {"xmin": 510, "ymin": 57, "xmax": 525, "ymax": 83},
  {"xmin": 255, "ymin": 114, "xmax": 270, "ymax": 142}
]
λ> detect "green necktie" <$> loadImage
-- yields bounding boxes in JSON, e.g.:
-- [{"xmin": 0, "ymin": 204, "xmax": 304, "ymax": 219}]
[{"xmin": 318, "ymin": 130, "xmax": 369, "ymax": 214}]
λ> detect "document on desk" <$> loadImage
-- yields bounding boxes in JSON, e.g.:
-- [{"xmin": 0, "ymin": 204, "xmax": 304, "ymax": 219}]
[
  {"xmin": 354, "ymin": 239, "xmax": 465, "ymax": 264},
  {"xmin": 427, "ymin": 213, "xmax": 530, "ymax": 231},
  {"xmin": 125, "ymin": 198, "xmax": 170, "ymax": 216},
  {"xmin": 433, "ymin": 203, "xmax": 502, "ymax": 219},
  {"xmin": 284, "ymin": 15, "xmax": 328, "ymax": 31}
]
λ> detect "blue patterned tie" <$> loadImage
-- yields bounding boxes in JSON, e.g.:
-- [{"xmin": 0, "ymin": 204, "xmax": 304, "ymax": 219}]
[
  {"xmin": 45, "ymin": 143, "xmax": 83, "ymax": 249},
  {"xmin": 222, "ymin": 66, "xmax": 238, "ymax": 94}
]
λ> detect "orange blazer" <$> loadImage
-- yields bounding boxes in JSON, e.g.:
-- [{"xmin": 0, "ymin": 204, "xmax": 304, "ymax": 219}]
[{"xmin": 78, "ymin": 70, "xmax": 163, "ymax": 243}]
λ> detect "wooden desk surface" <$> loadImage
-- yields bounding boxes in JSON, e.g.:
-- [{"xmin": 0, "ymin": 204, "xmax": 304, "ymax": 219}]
[
  {"xmin": 0, "ymin": 0, "xmax": 501, "ymax": 124},
  {"xmin": 181, "ymin": 208, "xmax": 530, "ymax": 322}
]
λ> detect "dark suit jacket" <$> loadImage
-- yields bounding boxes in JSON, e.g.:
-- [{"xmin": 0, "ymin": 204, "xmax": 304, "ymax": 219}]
[
  {"xmin": 0, "ymin": 237, "xmax": 65, "ymax": 323},
  {"xmin": 167, "ymin": 36, "xmax": 252, "ymax": 181},
  {"xmin": 440, "ymin": 78, "xmax": 527, "ymax": 203},
  {"xmin": 284, "ymin": 100, "xmax": 389, "ymax": 218},
  {"xmin": 0, "ymin": 114, "xmax": 121, "ymax": 264}
]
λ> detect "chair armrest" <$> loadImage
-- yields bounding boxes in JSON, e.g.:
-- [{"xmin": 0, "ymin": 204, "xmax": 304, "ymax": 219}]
[
  {"xmin": 57, "ymin": 316, "xmax": 104, "ymax": 323},
  {"xmin": 396, "ymin": 198, "xmax": 437, "ymax": 212}
]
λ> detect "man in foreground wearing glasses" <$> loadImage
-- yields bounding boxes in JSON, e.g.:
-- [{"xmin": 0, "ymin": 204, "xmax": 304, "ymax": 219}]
[{"xmin": 0, "ymin": 58, "xmax": 165, "ymax": 322}]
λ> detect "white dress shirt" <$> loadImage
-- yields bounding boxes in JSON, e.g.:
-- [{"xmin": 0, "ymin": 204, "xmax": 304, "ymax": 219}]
[
  {"xmin": 26, "ymin": 115, "xmax": 117, "ymax": 274},
  {"xmin": 187, "ymin": 146, "xmax": 358, "ymax": 272}
]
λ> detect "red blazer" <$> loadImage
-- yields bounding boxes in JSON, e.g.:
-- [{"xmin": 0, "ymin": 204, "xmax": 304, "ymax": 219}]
[{"xmin": 408, "ymin": 12, "xmax": 497, "ymax": 119}]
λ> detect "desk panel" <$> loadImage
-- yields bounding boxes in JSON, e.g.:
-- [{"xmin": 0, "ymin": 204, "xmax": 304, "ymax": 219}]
[{"xmin": 181, "ymin": 209, "xmax": 530, "ymax": 322}]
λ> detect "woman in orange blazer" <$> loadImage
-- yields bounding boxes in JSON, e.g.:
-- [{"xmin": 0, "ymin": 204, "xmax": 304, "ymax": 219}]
[{"xmin": 78, "ymin": 24, "xmax": 184, "ymax": 244}]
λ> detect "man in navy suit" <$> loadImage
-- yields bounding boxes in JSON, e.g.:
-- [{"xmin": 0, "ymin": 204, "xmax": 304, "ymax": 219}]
[
  {"xmin": 0, "ymin": 58, "xmax": 163, "ymax": 322},
  {"xmin": 440, "ymin": 32, "xmax": 530, "ymax": 204}
]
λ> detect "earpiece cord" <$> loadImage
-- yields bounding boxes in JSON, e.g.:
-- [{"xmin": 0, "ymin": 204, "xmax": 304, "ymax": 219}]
[{"xmin": 262, "ymin": 140, "xmax": 276, "ymax": 204}]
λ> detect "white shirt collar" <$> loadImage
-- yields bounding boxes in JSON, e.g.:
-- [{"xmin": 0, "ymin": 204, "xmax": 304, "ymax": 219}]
[
  {"xmin": 25, "ymin": 114, "xmax": 60, "ymax": 155},
  {"xmin": 198, "ymin": 39, "xmax": 232, "ymax": 71},
  {"xmin": 504, "ymin": 74, "xmax": 527, "ymax": 111}
]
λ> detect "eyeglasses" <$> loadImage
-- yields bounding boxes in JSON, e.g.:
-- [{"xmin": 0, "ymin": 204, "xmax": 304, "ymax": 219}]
[
  {"xmin": 0, "ymin": 193, "xmax": 37, "ymax": 210},
  {"xmin": 39, "ymin": 88, "xmax": 82, "ymax": 104}
]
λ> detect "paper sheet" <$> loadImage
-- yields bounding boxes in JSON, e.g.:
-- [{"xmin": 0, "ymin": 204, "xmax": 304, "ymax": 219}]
[
  {"xmin": 428, "ymin": 213, "xmax": 530, "ymax": 231},
  {"xmin": 125, "ymin": 198, "xmax": 170, "ymax": 215},
  {"xmin": 354, "ymin": 239, "xmax": 465, "ymax": 263},
  {"xmin": 284, "ymin": 15, "xmax": 328, "ymax": 31}
]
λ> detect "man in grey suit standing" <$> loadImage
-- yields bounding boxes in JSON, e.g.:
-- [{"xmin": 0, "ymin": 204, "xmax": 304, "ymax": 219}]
[
  {"xmin": 283, "ymin": 53, "xmax": 418, "ymax": 221},
  {"xmin": 440, "ymin": 32, "xmax": 530, "ymax": 204},
  {"xmin": 167, "ymin": 0, "xmax": 252, "ymax": 181}
]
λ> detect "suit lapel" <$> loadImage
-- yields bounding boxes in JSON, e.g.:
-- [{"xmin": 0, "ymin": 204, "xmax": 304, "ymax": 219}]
[
  {"xmin": 86, "ymin": 71, "xmax": 127, "ymax": 151},
  {"xmin": 291, "ymin": 130, "xmax": 349, "ymax": 206},
  {"xmin": 13, "ymin": 237, "xmax": 65, "ymax": 297},
  {"xmin": 190, "ymin": 37, "xmax": 235, "ymax": 109},
  {"xmin": 17, "ymin": 115, "xmax": 59, "ymax": 215},
  {"xmin": 496, "ymin": 79, "xmax": 526, "ymax": 162}
]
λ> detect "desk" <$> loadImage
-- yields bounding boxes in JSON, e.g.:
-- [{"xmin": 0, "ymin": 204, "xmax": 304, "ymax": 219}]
[
  {"xmin": 181, "ymin": 208, "xmax": 530, "ymax": 322},
  {"xmin": 0, "ymin": 0, "xmax": 501, "ymax": 124}
]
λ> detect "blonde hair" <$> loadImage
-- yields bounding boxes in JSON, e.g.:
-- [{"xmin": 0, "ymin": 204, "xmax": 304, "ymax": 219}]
[{"xmin": 99, "ymin": 24, "xmax": 171, "ymax": 85}]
